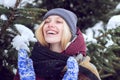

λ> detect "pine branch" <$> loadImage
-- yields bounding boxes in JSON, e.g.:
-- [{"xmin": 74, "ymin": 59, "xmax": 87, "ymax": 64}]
[
  {"xmin": 101, "ymin": 73, "xmax": 113, "ymax": 78},
  {"xmin": 0, "ymin": 0, "xmax": 21, "ymax": 37}
]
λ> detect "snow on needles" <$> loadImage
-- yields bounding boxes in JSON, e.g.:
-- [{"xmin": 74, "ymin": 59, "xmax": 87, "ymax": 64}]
[
  {"xmin": 115, "ymin": 3, "xmax": 120, "ymax": 10},
  {"xmin": 0, "ymin": 0, "xmax": 35, "ymax": 8},
  {"xmin": 0, "ymin": 14, "xmax": 8, "ymax": 20},
  {"xmin": 0, "ymin": 0, "xmax": 17, "ymax": 8},
  {"xmin": 106, "ymin": 15, "xmax": 120, "ymax": 30},
  {"xmin": 85, "ymin": 21, "xmax": 104, "ymax": 43},
  {"xmin": 11, "ymin": 24, "xmax": 37, "ymax": 52}
]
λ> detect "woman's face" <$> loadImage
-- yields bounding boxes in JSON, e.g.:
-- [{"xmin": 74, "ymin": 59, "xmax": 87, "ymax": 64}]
[{"xmin": 43, "ymin": 15, "xmax": 64, "ymax": 44}]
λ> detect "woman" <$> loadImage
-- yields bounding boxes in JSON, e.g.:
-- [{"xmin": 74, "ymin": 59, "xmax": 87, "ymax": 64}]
[{"xmin": 14, "ymin": 8, "xmax": 100, "ymax": 80}]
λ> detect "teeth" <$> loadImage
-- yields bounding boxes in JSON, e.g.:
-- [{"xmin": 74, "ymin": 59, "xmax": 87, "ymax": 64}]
[{"xmin": 47, "ymin": 31, "xmax": 56, "ymax": 34}]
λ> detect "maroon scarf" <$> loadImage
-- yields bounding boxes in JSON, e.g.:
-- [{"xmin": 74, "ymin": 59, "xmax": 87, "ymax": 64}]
[{"xmin": 63, "ymin": 29, "xmax": 86, "ymax": 56}]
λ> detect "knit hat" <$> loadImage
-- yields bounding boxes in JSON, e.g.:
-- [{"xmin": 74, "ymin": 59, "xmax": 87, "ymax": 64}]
[{"xmin": 43, "ymin": 8, "xmax": 78, "ymax": 38}]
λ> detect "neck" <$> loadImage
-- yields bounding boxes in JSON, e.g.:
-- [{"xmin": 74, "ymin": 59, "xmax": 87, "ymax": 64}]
[{"xmin": 50, "ymin": 43, "xmax": 62, "ymax": 53}]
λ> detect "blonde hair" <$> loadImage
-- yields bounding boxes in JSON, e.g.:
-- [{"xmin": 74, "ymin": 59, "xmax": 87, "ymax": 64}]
[{"xmin": 35, "ymin": 20, "xmax": 72, "ymax": 50}]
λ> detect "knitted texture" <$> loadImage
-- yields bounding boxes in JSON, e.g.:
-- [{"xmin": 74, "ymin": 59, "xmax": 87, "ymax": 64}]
[
  {"xmin": 63, "ymin": 29, "xmax": 86, "ymax": 56},
  {"xmin": 18, "ymin": 49, "xmax": 35, "ymax": 80},
  {"xmin": 62, "ymin": 57, "xmax": 79, "ymax": 80}
]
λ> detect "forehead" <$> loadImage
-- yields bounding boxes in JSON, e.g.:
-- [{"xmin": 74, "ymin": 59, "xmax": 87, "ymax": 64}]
[{"xmin": 47, "ymin": 15, "xmax": 64, "ymax": 20}]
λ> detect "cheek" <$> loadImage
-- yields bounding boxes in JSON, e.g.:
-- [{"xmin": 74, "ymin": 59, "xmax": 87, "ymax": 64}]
[{"xmin": 59, "ymin": 27, "xmax": 64, "ymax": 36}]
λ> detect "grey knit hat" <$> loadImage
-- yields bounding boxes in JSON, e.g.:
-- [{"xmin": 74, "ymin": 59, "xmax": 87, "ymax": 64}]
[{"xmin": 43, "ymin": 8, "xmax": 77, "ymax": 38}]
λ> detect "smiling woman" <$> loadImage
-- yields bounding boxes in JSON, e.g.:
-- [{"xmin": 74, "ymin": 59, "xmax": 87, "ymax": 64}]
[
  {"xmin": 14, "ymin": 8, "xmax": 101, "ymax": 80},
  {"xmin": 36, "ymin": 15, "xmax": 72, "ymax": 52},
  {"xmin": 43, "ymin": 16, "xmax": 65, "ymax": 48}
]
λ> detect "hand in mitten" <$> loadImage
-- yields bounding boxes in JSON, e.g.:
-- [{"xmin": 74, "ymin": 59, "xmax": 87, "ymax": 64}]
[
  {"xmin": 18, "ymin": 49, "xmax": 35, "ymax": 80},
  {"xmin": 62, "ymin": 57, "xmax": 79, "ymax": 80}
]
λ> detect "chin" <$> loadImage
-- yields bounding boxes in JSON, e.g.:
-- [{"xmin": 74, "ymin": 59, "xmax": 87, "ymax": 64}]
[{"xmin": 45, "ymin": 39, "xmax": 60, "ymax": 44}]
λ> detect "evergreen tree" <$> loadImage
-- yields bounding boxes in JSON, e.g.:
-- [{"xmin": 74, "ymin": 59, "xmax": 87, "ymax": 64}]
[
  {"xmin": 0, "ymin": 0, "xmax": 46, "ymax": 80},
  {"xmin": 0, "ymin": 0, "xmax": 120, "ymax": 80},
  {"xmin": 38, "ymin": 0, "xmax": 120, "ymax": 29},
  {"xmin": 87, "ymin": 26, "xmax": 120, "ymax": 80}
]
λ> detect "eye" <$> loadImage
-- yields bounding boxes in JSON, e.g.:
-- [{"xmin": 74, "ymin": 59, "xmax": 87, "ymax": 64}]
[
  {"xmin": 45, "ymin": 19, "xmax": 50, "ymax": 24},
  {"xmin": 56, "ymin": 20, "xmax": 63, "ymax": 23}
]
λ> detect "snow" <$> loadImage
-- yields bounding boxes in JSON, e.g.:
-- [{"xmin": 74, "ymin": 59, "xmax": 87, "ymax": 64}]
[
  {"xmin": 38, "ymin": 0, "xmax": 43, "ymax": 4},
  {"xmin": 106, "ymin": 15, "xmax": 120, "ymax": 30},
  {"xmin": 0, "ymin": 0, "xmax": 17, "ymax": 8},
  {"xmin": 0, "ymin": 0, "xmax": 119, "ymax": 50},
  {"xmin": 11, "ymin": 24, "xmax": 37, "ymax": 52},
  {"xmin": 0, "ymin": 14, "xmax": 8, "ymax": 20},
  {"xmin": 104, "ymin": 34, "xmax": 114, "ymax": 47},
  {"xmin": 85, "ymin": 21, "xmax": 104, "ymax": 43},
  {"xmin": 34, "ymin": 24, "xmax": 39, "ymax": 30},
  {"xmin": 18, "ymin": 0, "xmax": 35, "ymax": 8},
  {"xmin": 115, "ymin": 3, "xmax": 120, "ymax": 10},
  {"xmin": 84, "ymin": 4, "xmax": 120, "ymax": 46},
  {"xmin": 0, "ymin": 0, "xmax": 4, "ymax": 5},
  {"xmin": 105, "ymin": 38, "xmax": 114, "ymax": 47},
  {"xmin": 4, "ymin": 50, "xmax": 8, "ymax": 58},
  {"xmin": 11, "ymin": 24, "xmax": 37, "ymax": 74},
  {"xmin": 0, "ymin": 0, "xmax": 16, "ymax": 8},
  {"xmin": 84, "ymin": 28, "xmax": 97, "ymax": 43},
  {"xmin": 0, "ymin": 0, "xmax": 35, "ymax": 8},
  {"xmin": 0, "ymin": 0, "xmax": 119, "ymax": 75},
  {"xmin": 11, "ymin": 14, "xmax": 119, "ymax": 52},
  {"xmin": 85, "ymin": 15, "xmax": 119, "ymax": 47},
  {"xmin": 13, "ymin": 68, "xmax": 17, "ymax": 74}
]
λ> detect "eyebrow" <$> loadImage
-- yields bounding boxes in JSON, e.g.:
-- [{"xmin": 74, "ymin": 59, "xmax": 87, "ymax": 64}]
[{"xmin": 46, "ymin": 17, "xmax": 63, "ymax": 21}]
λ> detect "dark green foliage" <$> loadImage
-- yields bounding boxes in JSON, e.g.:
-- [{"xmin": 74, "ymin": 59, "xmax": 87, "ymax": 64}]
[
  {"xmin": 0, "ymin": 0, "xmax": 120, "ymax": 80},
  {"xmin": 37, "ymin": 0, "xmax": 119, "ymax": 30},
  {"xmin": 0, "ymin": 2, "xmax": 46, "ymax": 80},
  {"xmin": 87, "ymin": 27, "xmax": 120, "ymax": 80}
]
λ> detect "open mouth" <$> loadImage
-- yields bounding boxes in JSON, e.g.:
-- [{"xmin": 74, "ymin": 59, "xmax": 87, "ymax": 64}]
[{"xmin": 47, "ymin": 30, "xmax": 58, "ymax": 35}]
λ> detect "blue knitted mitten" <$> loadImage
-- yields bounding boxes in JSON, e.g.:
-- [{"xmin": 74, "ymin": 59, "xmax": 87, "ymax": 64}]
[
  {"xmin": 18, "ymin": 49, "xmax": 35, "ymax": 80},
  {"xmin": 62, "ymin": 57, "xmax": 79, "ymax": 80}
]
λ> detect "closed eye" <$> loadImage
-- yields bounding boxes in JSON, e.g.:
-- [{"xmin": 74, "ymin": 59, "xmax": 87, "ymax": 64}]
[
  {"xmin": 56, "ymin": 20, "xmax": 63, "ymax": 24},
  {"xmin": 45, "ymin": 20, "xmax": 50, "ymax": 24}
]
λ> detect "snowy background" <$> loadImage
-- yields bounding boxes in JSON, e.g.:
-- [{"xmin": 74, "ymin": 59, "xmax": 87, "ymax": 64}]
[
  {"xmin": 0, "ymin": 0, "xmax": 120, "ymax": 75},
  {"xmin": 0, "ymin": 0, "xmax": 120, "ymax": 51}
]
